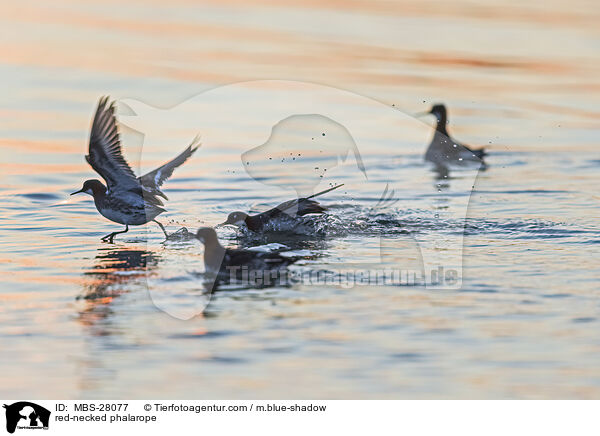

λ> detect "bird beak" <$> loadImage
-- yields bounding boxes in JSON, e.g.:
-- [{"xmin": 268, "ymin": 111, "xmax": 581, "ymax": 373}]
[
  {"xmin": 70, "ymin": 189, "xmax": 83, "ymax": 196},
  {"xmin": 413, "ymin": 111, "xmax": 430, "ymax": 118}
]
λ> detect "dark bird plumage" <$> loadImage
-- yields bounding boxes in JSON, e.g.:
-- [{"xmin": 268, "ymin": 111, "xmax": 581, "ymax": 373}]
[
  {"xmin": 195, "ymin": 227, "xmax": 296, "ymax": 280},
  {"xmin": 220, "ymin": 184, "xmax": 344, "ymax": 232},
  {"xmin": 422, "ymin": 104, "xmax": 487, "ymax": 166},
  {"xmin": 72, "ymin": 96, "xmax": 200, "ymax": 242}
]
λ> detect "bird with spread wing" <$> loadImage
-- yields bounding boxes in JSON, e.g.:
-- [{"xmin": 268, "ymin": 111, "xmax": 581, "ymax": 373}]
[{"xmin": 71, "ymin": 96, "xmax": 200, "ymax": 243}]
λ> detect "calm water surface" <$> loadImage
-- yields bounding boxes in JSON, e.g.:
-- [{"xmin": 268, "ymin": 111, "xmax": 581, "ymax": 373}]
[{"xmin": 0, "ymin": 0, "xmax": 599, "ymax": 398}]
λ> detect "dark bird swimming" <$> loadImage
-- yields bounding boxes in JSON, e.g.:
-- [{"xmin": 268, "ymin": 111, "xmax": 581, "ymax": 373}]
[
  {"xmin": 71, "ymin": 96, "xmax": 200, "ymax": 243},
  {"xmin": 195, "ymin": 227, "xmax": 297, "ymax": 280},
  {"xmin": 419, "ymin": 104, "xmax": 487, "ymax": 167},
  {"xmin": 219, "ymin": 183, "xmax": 344, "ymax": 233}
]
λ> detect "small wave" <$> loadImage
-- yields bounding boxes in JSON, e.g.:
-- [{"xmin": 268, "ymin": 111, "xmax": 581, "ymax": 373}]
[
  {"xmin": 18, "ymin": 192, "xmax": 62, "ymax": 201},
  {"xmin": 224, "ymin": 206, "xmax": 595, "ymax": 244}
]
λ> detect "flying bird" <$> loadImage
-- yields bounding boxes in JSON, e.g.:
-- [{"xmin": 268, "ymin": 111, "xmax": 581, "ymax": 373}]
[{"xmin": 71, "ymin": 96, "xmax": 200, "ymax": 243}]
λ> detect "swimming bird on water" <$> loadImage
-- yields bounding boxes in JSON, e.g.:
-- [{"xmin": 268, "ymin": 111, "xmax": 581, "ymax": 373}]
[
  {"xmin": 219, "ymin": 183, "xmax": 344, "ymax": 232},
  {"xmin": 71, "ymin": 96, "xmax": 200, "ymax": 243},
  {"xmin": 419, "ymin": 104, "xmax": 487, "ymax": 167},
  {"xmin": 195, "ymin": 227, "xmax": 297, "ymax": 280}
]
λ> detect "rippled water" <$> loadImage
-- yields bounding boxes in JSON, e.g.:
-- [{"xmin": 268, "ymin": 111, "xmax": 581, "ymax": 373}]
[{"xmin": 1, "ymin": 0, "xmax": 599, "ymax": 399}]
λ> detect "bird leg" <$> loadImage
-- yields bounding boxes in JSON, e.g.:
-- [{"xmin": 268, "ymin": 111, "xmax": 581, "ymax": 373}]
[
  {"xmin": 101, "ymin": 225, "xmax": 129, "ymax": 243},
  {"xmin": 153, "ymin": 220, "xmax": 169, "ymax": 239}
]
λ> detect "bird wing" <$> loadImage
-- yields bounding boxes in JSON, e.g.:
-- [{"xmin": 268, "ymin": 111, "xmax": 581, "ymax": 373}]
[
  {"xmin": 274, "ymin": 198, "xmax": 325, "ymax": 217},
  {"xmin": 457, "ymin": 140, "xmax": 487, "ymax": 161},
  {"xmin": 86, "ymin": 96, "xmax": 140, "ymax": 191},
  {"xmin": 467, "ymin": 146, "xmax": 487, "ymax": 159},
  {"xmin": 274, "ymin": 199, "xmax": 300, "ymax": 215},
  {"xmin": 138, "ymin": 135, "xmax": 201, "ymax": 199},
  {"xmin": 224, "ymin": 248, "xmax": 258, "ymax": 267},
  {"xmin": 271, "ymin": 184, "xmax": 343, "ymax": 217}
]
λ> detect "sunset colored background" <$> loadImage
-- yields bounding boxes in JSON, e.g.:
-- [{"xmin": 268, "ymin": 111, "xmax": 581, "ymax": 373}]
[{"xmin": 0, "ymin": 0, "xmax": 598, "ymax": 398}]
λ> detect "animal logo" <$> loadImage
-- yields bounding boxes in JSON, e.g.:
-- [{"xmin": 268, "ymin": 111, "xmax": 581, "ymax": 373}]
[{"xmin": 3, "ymin": 402, "xmax": 50, "ymax": 434}]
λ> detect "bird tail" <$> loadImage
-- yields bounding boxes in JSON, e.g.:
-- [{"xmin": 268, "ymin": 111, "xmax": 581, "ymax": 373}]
[
  {"xmin": 472, "ymin": 148, "xmax": 487, "ymax": 159},
  {"xmin": 297, "ymin": 199, "xmax": 327, "ymax": 216}
]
